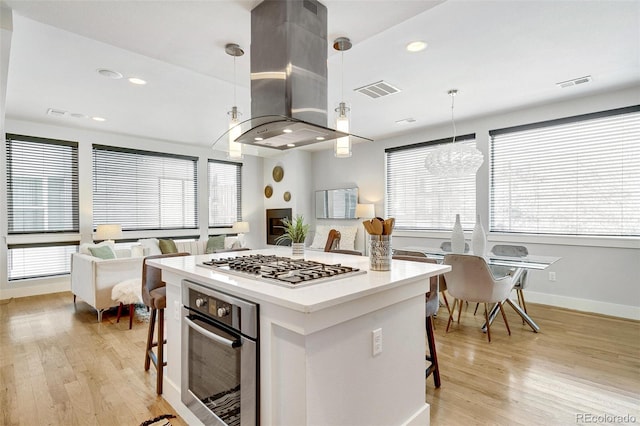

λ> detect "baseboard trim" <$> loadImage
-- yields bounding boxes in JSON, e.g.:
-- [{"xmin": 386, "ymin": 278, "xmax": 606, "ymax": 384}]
[
  {"xmin": 0, "ymin": 280, "xmax": 70, "ymax": 300},
  {"xmin": 524, "ymin": 290, "xmax": 640, "ymax": 320}
]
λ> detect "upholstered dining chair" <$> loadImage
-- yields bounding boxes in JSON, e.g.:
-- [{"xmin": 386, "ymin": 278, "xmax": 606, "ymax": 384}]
[
  {"xmin": 443, "ymin": 254, "xmax": 515, "ymax": 343},
  {"xmin": 491, "ymin": 244, "xmax": 530, "ymax": 315},
  {"xmin": 142, "ymin": 252, "xmax": 190, "ymax": 394},
  {"xmin": 392, "ymin": 249, "xmax": 450, "ymax": 315},
  {"xmin": 392, "ymin": 254, "xmax": 441, "ymax": 388}
]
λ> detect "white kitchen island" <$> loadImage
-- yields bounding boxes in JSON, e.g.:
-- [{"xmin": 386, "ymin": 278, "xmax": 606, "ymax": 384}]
[{"xmin": 148, "ymin": 248, "xmax": 450, "ymax": 426}]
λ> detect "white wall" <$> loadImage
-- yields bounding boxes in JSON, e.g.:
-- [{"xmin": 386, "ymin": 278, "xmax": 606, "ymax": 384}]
[
  {"xmin": 1, "ymin": 118, "xmax": 266, "ymax": 299},
  {"xmin": 0, "ymin": 6, "xmax": 12, "ymax": 301},
  {"xmin": 312, "ymin": 87, "xmax": 640, "ymax": 319}
]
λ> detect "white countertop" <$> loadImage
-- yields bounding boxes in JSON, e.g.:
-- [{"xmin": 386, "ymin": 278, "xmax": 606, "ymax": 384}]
[{"xmin": 147, "ymin": 247, "xmax": 450, "ymax": 313}]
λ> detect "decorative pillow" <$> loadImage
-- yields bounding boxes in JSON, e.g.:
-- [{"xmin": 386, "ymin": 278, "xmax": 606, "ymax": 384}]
[
  {"xmin": 334, "ymin": 226, "xmax": 358, "ymax": 251},
  {"xmin": 159, "ymin": 239, "xmax": 178, "ymax": 254},
  {"xmin": 206, "ymin": 235, "xmax": 226, "ymax": 253},
  {"xmin": 131, "ymin": 245, "xmax": 145, "ymax": 258},
  {"xmin": 88, "ymin": 244, "xmax": 116, "ymax": 260},
  {"xmin": 79, "ymin": 240, "xmax": 115, "ymax": 256},
  {"xmin": 224, "ymin": 236, "xmax": 239, "ymax": 249},
  {"xmin": 310, "ymin": 225, "xmax": 331, "ymax": 249},
  {"xmin": 138, "ymin": 238, "xmax": 162, "ymax": 256}
]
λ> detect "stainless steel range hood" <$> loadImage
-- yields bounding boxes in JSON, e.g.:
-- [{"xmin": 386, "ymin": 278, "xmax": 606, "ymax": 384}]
[{"xmin": 214, "ymin": 0, "xmax": 371, "ymax": 151}]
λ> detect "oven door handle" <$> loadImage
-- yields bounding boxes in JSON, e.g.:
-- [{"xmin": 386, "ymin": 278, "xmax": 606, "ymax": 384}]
[{"xmin": 184, "ymin": 315, "xmax": 242, "ymax": 348}]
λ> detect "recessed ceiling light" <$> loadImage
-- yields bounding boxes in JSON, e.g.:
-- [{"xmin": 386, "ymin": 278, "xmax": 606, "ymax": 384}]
[
  {"xmin": 128, "ymin": 77, "xmax": 147, "ymax": 85},
  {"xmin": 92, "ymin": 116, "xmax": 106, "ymax": 122},
  {"xmin": 406, "ymin": 41, "xmax": 427, "ymax": 52},
  {"xmin": 97, "ymin": 68, "xmax": 123, "ymax": 79},
  {"xmin": 283, "ymin": 129, "xmax": 293, "ymax": 133},
  {"xmin": 287, "ymin": 143, "xmax": 296, "ymax": 147}
]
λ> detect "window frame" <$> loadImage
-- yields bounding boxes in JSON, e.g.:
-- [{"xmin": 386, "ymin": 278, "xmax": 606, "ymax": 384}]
[
  {"xmin": 489, "ymin": 105, "xmax": 640, "ymax": 238},
  {"xmin": 208, "ymin": 158, "xmax": 243, "ymax": 229},
  {"xmin": 385, "ymin": 133, "xmax": 478, "ymax": 231}
]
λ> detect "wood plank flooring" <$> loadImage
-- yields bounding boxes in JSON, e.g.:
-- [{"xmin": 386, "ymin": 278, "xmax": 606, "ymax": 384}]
[{"xmin": 1, "ymin": 291, "xmax": 639, "ymax": 425}]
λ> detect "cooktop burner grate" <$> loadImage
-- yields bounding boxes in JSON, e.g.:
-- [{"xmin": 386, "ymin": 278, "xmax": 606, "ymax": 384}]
[{"xmin": 199, "ymin": 254, "xmax": 365, "ymax": 288}]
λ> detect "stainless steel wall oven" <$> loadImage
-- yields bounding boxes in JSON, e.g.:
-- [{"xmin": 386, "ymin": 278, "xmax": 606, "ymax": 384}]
[{"xmin": 181, "ymin": 280, "xmax": 259, "ymax": 426}]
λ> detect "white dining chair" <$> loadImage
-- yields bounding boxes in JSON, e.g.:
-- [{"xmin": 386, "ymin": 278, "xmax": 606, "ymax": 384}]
[
  {"xmin": 491, "ymin": 244, "xmax": 529, "ymax": 315},
  {"xmin": 443, "ymin": 254, "xmax": 515, "ymax": 342}
]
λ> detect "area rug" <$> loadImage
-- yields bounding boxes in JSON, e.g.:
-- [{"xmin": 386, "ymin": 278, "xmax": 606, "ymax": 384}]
[{"xmin": 139, "ymin": 413, "xmax": 175, "ymax": 426}]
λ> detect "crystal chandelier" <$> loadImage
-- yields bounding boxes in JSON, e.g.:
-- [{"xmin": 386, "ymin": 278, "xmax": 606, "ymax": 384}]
[
  {"xmin": 225, "ymin": 43, "xmax": 244, "ymax": 160},
  {"xmin": 424, "ymin": 89, "xmax": 483, "ymax": 178},
  {"xmin": 333, "ymin": 37, "xmax": 352, "ymax": 158}
]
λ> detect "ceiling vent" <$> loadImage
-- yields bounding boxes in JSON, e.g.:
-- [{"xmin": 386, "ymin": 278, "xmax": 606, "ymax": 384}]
[
  {"xmin": 354, "ymin": 80, "xmax": 401, "ymax": 99},
  {"xmin": 556, "ymin": 75, "xmax": 592, "ymax": 88}
]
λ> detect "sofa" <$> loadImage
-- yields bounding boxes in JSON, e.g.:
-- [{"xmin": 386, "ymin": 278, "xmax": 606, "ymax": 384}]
[{"xmin": 71, "ymin": 237, "xmax": 249, "ymax": 322}]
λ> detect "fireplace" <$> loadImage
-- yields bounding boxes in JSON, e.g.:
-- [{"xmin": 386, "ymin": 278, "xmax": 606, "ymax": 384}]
[{"xmin": 266, "ymin": 208, "xmax": 292, "ymax": 245}]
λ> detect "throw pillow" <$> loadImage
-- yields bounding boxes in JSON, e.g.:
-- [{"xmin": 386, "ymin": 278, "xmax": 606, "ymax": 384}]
[
  {"xmin": 88, "ymin": 244, "xmax": 116, "ymax": 259},
  {"xmin": 310, "ymin": 225, "xmax": 330, "ymax": 249},
  {"xmin": 138, "ymin": 238, "xmax": 162, "ymax": 256},
  {"xmin": 79, "ymin": 240, "xmax": 115, "ymax": 256},
  {"xmin": 206, "ymin": 235, "xmax": 226, "ymax": 253},
  {"xmin": 224, "ymin": 236, "xmax": 239, "ymax": 249},
  {"xmin": 159, "ymin": 239, "xmax": 178, "ymax": 254}
]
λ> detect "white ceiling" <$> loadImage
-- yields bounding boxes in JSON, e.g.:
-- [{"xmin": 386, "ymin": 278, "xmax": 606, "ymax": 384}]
[{"xmin": 2, "ymin": 0, "xmax": 639, "ymax": 157}]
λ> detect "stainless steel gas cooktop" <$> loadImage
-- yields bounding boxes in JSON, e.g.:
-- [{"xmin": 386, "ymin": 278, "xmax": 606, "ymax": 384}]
[{"xmin": 198, "ymin": 254, "xmax": 365, "ymax": 288}]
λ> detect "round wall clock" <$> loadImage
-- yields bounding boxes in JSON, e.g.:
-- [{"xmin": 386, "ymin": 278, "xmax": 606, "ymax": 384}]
[
  {"xmin": 264, "ymin": 185, "xmax": 273, "ymax": 198},
  {"xmin": 272, "ymin": 166, "xmax": 284, "ymax": 182},
  {"xmin": 283, "ymin": 191, "xmax": 291, "ymax": 202}
]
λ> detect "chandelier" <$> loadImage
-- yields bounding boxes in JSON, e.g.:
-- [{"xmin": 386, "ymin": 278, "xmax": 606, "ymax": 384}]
[{"xmin": 424, "ymin": 89, "xmax": 483, "ymax": 178}]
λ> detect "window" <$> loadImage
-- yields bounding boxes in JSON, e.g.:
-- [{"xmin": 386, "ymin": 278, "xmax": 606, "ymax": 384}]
[
  {"xmin": 208, "ymin": 159, "xmax": 242, "ymax": 227},
  {"xmin": 490, "ymin": 106, "xmax": 640, "ymax": 237},
  {"xmin": 6, "ymin": 134, "xmax": 79, "ymax": 280},
  {"xmin": 385, "ymin": 134, "xmax": 478, "ymax": 230},
  {"xmin": 93, "ymin": 145, "xmax": 198, "ymax": 230}
]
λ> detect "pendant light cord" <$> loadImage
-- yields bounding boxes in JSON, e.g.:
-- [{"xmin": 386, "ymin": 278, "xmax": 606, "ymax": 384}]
[
  {"xmin": 341, "ymin": 50, "xmax": 345, "ymax": 102},
  {"xmin": 451, "ymin": 91, "xmax": 457, "ymax": 144},
  {"xmin": 233, "ymin": 55, "xmax": 237, "ymax": 106}
]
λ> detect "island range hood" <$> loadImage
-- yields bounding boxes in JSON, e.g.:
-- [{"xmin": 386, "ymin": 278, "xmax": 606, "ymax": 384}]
[{"xmin": 215, "ymin": 0, "xmax": 371, "ymax": 151}]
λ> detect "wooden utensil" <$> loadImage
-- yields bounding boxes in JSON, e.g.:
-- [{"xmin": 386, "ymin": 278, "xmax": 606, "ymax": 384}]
[
  {"xmin": 383, "ymin": 218, "xmax": 394, "ymax": 235},
  {"xmin": 362, "ymin": 220, "xmax": 374, "ymax": 234},
  {"xmin": 371, "ymin": 218, "xmax": 384, "ymax": 235}
]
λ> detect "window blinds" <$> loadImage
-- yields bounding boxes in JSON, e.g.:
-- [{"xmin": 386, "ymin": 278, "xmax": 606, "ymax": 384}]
[
  {"xmin": 490, "ymin": 106, "xmax": 640, "ymax": 237},
  {"xmin": 6, "ymin": 134, "xmax": 79, "ymax": 233},
  {"xmin": 208, "ymin": 159, "xmax": 242, "ymax": 227},
  {"xmin": 93, "ymin": 145, "xmax": 198, "ymax": 230},
  {"xmin": 385, "ymin": 134, "xmax": 478, "ymax": 230}
]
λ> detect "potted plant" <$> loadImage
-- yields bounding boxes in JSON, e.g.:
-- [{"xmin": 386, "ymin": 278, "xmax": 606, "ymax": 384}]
[{"xmin": 275, "ymin": 215, "xmax": 309, "ymax": 257}]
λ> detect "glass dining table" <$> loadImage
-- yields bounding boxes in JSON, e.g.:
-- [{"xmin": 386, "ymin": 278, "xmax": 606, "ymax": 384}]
[{"xmin": 395, "ymin": 246, "xmax": 561, "ymax": 332}]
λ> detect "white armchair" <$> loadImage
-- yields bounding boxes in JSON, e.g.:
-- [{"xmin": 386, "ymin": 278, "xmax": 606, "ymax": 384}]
[{"xmin": 71, "ymin": 252, "xmax": 143, "ymax": 322}]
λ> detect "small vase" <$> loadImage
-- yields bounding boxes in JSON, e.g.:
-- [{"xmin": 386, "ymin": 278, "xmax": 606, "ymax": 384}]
[
  {"xmin": 451, "ymin": 214, "xmax": 465, "ymax": 254},
  {"xmin": 472, "ymin": 214, "xmax": 486, "ymax": 256},
  {"xmin": 291, "ymin": 242, "xmax": 305, "ymax": 258}
]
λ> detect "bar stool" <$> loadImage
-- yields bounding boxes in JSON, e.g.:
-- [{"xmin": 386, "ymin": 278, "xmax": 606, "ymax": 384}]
[
  {"xmin": 142, "ymin": 252, "xmax": 189, "ymax": 394},
  {"xmin": 392, "ymin": 255, "xmax": 441, "ymax": 388}
]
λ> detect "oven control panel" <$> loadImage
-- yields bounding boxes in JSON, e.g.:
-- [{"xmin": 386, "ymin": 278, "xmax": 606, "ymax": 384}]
[{"xmin": 187, "ymin": 289, "xmax": 236, "ymax": 328}]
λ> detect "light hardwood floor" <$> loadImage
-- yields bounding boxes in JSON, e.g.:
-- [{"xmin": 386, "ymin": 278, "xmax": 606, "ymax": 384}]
[{"xmin": 1, "ymin": 292, "xmax": 638, "ymax": 426}]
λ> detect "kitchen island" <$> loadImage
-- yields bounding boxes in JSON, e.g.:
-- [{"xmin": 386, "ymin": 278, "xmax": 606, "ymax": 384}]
[{"xmin": 148, "ymin": 248, "xmax": 450, "ymax": 426}]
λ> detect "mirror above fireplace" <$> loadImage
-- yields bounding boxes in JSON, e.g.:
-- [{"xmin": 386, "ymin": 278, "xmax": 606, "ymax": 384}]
[{"xmin": 315, "ymin": 187, "xmax": 358, "ymax": 219}]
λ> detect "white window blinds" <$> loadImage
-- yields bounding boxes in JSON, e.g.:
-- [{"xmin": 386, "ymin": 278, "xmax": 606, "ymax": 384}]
[
  {"xmin": 6, "ymin": 134, "xmax": 79, "ymax": 233},
  {"xmin": 208, "ymin": 159, "xmax": 242, "ymax": 227},
  {"xmin": 385, "ymin": 134, "xmax": 478, "ymax": 230},
  {"xmin": 93, "ymin": 145, "xmax": 198, "ymax": 230},
  {"xmin": 490, "ymin": 106, "xmax": 640, "ymax": 237}
]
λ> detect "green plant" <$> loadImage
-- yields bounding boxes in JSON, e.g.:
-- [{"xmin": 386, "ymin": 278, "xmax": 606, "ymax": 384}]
[{"xmin": 275, "ymin": 215, "xmax": 309, "ymax": 245}]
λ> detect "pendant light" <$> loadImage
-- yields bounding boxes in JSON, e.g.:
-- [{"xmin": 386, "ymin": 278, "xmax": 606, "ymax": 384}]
[
  {"xmin": 424, "ymin": 89, "xmax": 484, "ymax": 178},
  {"xmin": 333, "ymin": 37, "xmax": 352, "ymax": 158},
  {"xmin": 226, "ymin": 43, "xmax": 244, "ymax": 160}
]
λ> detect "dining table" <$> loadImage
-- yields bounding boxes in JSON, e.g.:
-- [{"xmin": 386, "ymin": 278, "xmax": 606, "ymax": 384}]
[{"xmin": 395, "ymin": 246, "xmax": 561, "ymax": 332}]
